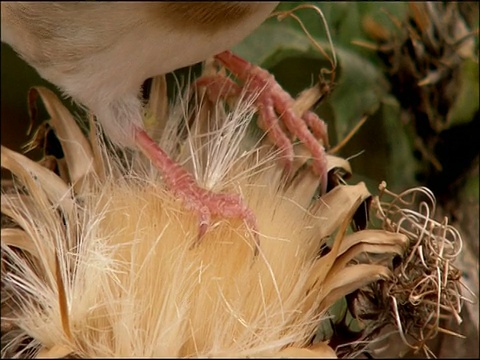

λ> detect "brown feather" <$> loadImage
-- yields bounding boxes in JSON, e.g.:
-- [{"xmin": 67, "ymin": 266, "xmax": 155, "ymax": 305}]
[{"xmin": 153, "ymin": 2, "xmax": 272, "ymax": 33}]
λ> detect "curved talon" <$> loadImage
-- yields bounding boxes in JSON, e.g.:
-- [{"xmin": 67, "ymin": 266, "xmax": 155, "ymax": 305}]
[
  {"xmin": 245, "ymin": 214, "xmax": 260, "ymax": 258},
  {"xmin": 190, "ymin": 192, "xmax": 260, "ymax": 256},
  {"xmin": 193, "ymin": 206, "xmax": 211, "ymax": 248},
  {"xmin": 135, "ymin": 128, "xmax": 260, "ymax": 255}
]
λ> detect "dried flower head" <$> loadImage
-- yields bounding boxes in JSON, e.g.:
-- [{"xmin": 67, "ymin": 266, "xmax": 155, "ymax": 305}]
[{"xmin": 0, "ymin": 66, "xmax": 464, "ymax": 358}]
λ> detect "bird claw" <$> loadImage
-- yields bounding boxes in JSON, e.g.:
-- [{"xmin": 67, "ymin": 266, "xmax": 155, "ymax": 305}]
[
  {"xmin": 135, "ymin": 48, "xmax": 329, "ymax": 257},
  {"xmin": 135, "ymin": 129, "xmax": 260, "ymax": 255},
  {"xmin": 187, "ymin": 191, "xmax": 260, "ymax": 256},
  {"xmin": 196, "ymin": 50, "xmax": 330, "ymax": 193},
  {"xmin": 192, "ymin": 208, "xmax": 211, "ymax": 248}
]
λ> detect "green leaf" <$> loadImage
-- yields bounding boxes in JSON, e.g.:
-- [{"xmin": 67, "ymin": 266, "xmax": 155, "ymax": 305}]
[
  {"xmin": 233, "ymin": 22, "xmax": 314, "ymax": 66},
  {"xmin": 448, "ymin": 58, "xmax": 480, "ymax": 126}
]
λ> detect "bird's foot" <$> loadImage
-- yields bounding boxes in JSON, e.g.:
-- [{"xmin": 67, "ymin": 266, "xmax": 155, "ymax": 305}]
[
  {"xmin": 195, "ymin": 50, "xmax": 329, "ymax": 193},
  {"xmin": 134, "ymin": 129, "xmax": 259, "ymax": 254}
]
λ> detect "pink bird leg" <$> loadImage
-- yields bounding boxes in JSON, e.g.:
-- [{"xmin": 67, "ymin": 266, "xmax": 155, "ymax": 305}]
[{"xmin": 135, "ymin": 128, "xmax": 259, "ymax": 255}]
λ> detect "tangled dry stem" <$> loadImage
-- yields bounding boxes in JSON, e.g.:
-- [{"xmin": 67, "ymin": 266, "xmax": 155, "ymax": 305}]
[{"xmin": 369, "ymin": 181, "xmax": 470, "ymax": 357}]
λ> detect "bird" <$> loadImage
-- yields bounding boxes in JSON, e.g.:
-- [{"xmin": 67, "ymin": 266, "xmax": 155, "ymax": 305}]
[{"xmin": 1, "ymin": 2, "xmax": 328, "ymax": 245}]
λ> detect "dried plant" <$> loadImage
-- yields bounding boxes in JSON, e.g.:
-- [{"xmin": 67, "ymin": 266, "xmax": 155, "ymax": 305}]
[
  {"xmin": 0, "ymin": 64, "xmax": 466, "ymax": 358},
  {"xmin": 332, "ymin": 183, "xmax": 471, "ymax": 358},
  {"xmin": 358, "ymin": 2, "xmax": 479, "ymax": 194}
]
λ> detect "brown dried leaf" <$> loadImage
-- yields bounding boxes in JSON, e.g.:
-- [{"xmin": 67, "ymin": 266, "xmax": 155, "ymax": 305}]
[
  {"xmin": 326, "ymin": 154, "xmax": 352, "ymax": 175},
  {"xmin": 1, "ymin": 145, "xmax": 74, "ymax": 216},
  {"xmin": 54, "ymin": 249, "xmax": 72, "ymax": 342},
  {"xmin": 36, "ymin": 344, "xmax": 74, "ymax": 359},
  {"xmin": 338, "ymin": 229, "xmax": 408, "ymax": 256},
  {"xmin": 309, "ymin": 195, "xmax": 365, "ymax": 288},
  {"xmin": 310, "ymin": 182, "xmax": 371, "ymax": 240},
  {"xmin": 1, "ymin": 228, "xmax": 37, "ymax": 258},
  {"xmin": 146, "ymin": 75, "xmax": 169, "ymax": 138},
  {"xmin": 30, "ymin": 87, "xmax": 95, "ymax": 191},
  {"xmin": 273, "ymin": 341, "xmax": 337, "ymax": 358},
  {"xmin": 319, "ymin": 264, "xmax": 391, "ymax": 313},
  {"xmin": 1, "ymin": 193, "xmax": 44, "ymax": 230}
]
